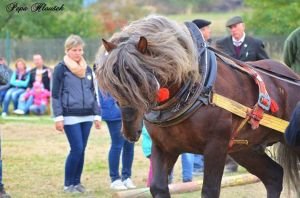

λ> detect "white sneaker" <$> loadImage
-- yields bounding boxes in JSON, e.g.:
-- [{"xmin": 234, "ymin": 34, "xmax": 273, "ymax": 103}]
[
  {"xmin": 13, "ymin": 109, "xmax": 25, "ymax": 115},
  {"xmin": 63, "ymin": 185, "xmax": 80, "ymax": 193},
  {"xmin": 123, "ymin": 178, "xmax": 136, "ymax": 189},
  {"xmin": 74, "ymin": 184, "xmax": 86, "ymax": 193},
  {"xmin": 110, "ymin": 179, "xmax": 127, "ymax": 190},
  {"xmin": 1, "ymin": 112, "xmax": 7, "ymax": 117}
]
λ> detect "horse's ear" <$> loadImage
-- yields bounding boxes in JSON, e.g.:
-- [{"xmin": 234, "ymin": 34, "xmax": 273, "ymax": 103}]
[
  {"xmin": 102, "ymin": 39, "xmax": 117, "ymax": 52},
  {"xmin": 137, "ymin": 36, "xmax": 148, "ymax": 54}
]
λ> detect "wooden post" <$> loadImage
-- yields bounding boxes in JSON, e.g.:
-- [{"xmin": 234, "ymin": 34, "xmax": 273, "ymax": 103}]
[{"xmin": 112, "ymin": 173, "xmax": 260, "ymax": 198}]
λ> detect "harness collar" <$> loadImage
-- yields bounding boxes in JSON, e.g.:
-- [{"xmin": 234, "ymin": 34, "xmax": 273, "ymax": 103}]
[{"xmin": 144, "ymin": 22, "xmax": 217, "ymax": 127}]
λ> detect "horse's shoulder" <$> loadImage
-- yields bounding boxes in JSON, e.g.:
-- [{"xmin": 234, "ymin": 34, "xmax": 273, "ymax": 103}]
[{"xmin": 249, "ymin": 59, "xmax": 300, "ymax": 80}]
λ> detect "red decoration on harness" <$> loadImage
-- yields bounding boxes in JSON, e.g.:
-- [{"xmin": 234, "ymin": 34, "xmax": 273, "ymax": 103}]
[
  {"xmin": 248, "ymin": 105, "xmax": 264, "ymax": 130},
  {"xmin": 156, "ymin": 88, "xmax": 170, "ymax": 103},
  {"xmin": 270, "ymin": 98, "xmax": 279, "ymax": 113},
  {"xmin": 260, "ymin": 98, "xmax": 269, "ymax": 106}
]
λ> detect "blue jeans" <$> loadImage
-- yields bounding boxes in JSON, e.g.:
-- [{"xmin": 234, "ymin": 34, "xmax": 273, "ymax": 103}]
[
  {"xmin": 29, "ymin": 104, "xmax": 47, "ymax": 115},
  {"xmin": 0, "ymin": 89, "xmax": 8, "ymax": 107},
  {"xmin": 17, "ymin": 93, "xmax": 33, "ymax": 113},
  {"xmin": 64, "ymin": 121, "xmax": 92, "ymax": 186},
  {"xmin": 169, "ymin": 153, "xmax": 194, "ymax": 183},
  {"xmin": 2, "ymin": 88, "xmax": 25, "ymax": 113},
  {"xmin": 106, "ymin": 120, "xmax": 135, "ymax": 182},
  {"xmin": 194, "ymin": 154, "xmax": 204, "ymax": 171},
  {"xmin": 181, "ymin": 153, "xmax": 194, "ymax": 182}
]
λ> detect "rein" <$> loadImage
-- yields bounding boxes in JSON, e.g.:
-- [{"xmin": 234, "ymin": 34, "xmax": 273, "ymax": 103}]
[
  {"xmin": 207, "ymin": 47, "xmax": 292, "ymax": 147},
  {"xmin": 208, "ymin": 46, "xmax": 300, "ymax": 86}
]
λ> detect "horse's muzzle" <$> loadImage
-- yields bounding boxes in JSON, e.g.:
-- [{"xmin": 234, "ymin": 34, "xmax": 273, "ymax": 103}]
[{"xmin": 123, "ymin": 129, "xmax": 142, "ymax": 142}]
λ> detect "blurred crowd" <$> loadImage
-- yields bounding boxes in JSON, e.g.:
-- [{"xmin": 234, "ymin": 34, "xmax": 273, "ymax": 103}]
[
  {"xmin": 0, "ymin": 15, "xmax": 299, "ymax": 197},
  {"xmin": 0, "ymin": 55, "xmax": 51, "ymax": 117}
]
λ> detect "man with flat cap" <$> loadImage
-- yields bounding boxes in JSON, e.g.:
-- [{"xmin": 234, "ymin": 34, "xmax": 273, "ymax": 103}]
[
  {"xmin": 216, "ymin": 16, "xmax": 269, "ymax": 61},
  {"xmin": 216, "ymin": 16, "xmax": 269, "ymax": 173},
  {"xmin": 192, "ymin": 19, "xmax": 212, "ymax": 43},
  {"xmin": 191, "ymin": 18, "xmax": 212, "ymax": 176}
]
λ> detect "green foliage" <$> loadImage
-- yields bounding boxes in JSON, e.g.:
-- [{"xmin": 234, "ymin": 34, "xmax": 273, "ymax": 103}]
[
  {"xmin": 149, "ymin": 0, "xmax": 216, "ymax": 14},
  {"xmin": 90, "ymin": 0, "xmax": 150, "ymax": 37},
  {"xmin": 244, "ymin": 0, "xmax": 300, "ymax": 35},
  {"xmin": 146, "ymin": 0, "xmax": 240, "ymax": 14},
  {"xmin": 0, "ymin": 0, "xmax": 100, "ymax": 38}
]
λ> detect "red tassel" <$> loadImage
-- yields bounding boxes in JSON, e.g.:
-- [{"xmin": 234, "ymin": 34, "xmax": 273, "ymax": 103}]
[
  {"xmin": 270, "ymin": 98, "xmax": 279, "ymax": 113},
  {"xmin": 156, "ymin": 88, "xmax": 170, "ymax": 102}
]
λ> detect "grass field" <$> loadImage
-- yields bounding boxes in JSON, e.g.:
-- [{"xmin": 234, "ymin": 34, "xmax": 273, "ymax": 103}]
[
  {"xmin": 168, "ymin": 10, "xmax": 244, "ymax": 37},
  {"xmin": 1, "ymin": 116, "xmax": 296, "ymax": 198}
]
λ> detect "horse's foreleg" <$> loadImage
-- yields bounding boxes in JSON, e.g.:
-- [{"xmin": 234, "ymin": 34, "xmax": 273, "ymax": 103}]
[
  {"xmin": 231, "ymin": 149, "xmax": 283, "ymax": 198},
  {"xmin": 150, "ymin": 144, "xmax": 178, "ymax": 198},
  {"xmin": 202, "ymin": 139, "xmax": 228, "ymax": 198}
]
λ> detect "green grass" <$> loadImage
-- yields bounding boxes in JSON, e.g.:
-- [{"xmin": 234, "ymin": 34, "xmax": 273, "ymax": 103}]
[
  {"xmin": 0, "ymin": 121, "xmax": 157, "ymax": 197},
  {"xmin": 0, "ymin": 115, "xmax": 53, "ymax": 125},
  {"xmin": 0, "ymin": 119, "xmax": 273, "ymax": 198}
]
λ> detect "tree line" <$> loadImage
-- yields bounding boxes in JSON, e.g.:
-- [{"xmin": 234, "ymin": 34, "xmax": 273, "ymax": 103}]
[{"xmin": 0, "ymin": 0, "xmax": 299, "ymax": 39}]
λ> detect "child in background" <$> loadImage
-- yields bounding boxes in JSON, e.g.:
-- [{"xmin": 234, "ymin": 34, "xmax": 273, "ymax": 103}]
[
  {"xmin": 23, "ymin": 81, "xmax": 50, "ymax": 115},
  {"xmin": 14, "ymin": 74, "xmax": 43, "ymax": 115},
  {"xmin": 142, "ymin": 126, "xmax": 194, "ymax": 186},
  {"xmin": 142, "ymin": 126, "xmax": 173, "ymax": 185},
  {"xmin": 141, "ymin": 126, "xmax": 152, "ymax": 187}
]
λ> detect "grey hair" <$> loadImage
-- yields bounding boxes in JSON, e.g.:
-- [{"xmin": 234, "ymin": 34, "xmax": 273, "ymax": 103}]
[{"xmin": 95, "ymin": 15, "xmax": 199, "ymax": 111}]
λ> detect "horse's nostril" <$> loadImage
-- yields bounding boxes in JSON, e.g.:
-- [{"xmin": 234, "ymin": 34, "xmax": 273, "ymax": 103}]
[{"xmin": 137, "ymin": 130, "xmax": 142, "ymax": 135}]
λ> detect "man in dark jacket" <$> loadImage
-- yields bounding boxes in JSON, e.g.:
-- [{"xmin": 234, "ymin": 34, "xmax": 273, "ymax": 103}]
[
  {"xmin": 216, "ymin": 16, "xmax": 269, "ymax": 173},
  {"xmin": 28, "ymin": 54, "xmax": 51, "ymax": 91},
  {"xmin": 216, "ymin": 16, "xmax": 269, "ymax": 61},
  {"xmin": 283, "ymin": 27, "xmax": 300, "ymax": 74},
  {"xmin": 0, "ymin": 58, "xmax": 12, "ymax": 107}
]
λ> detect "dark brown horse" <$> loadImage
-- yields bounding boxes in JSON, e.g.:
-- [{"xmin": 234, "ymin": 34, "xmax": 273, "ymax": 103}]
[{"xmin": 95, "ymin": 15, "xmax": 300, "ymax": 198}]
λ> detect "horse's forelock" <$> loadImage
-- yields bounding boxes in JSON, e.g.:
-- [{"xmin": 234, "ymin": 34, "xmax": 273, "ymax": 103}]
[
  {"xmin": 96, "ymin": 15, "xmax": 200, "ymax": 111},
  {"xmin": 97, "ymin": 45, "xmax": 155, "ymax": 111}
]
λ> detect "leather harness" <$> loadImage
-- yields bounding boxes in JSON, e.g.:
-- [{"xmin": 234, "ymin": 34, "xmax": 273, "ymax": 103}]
[
  {"xmin": 144, "ymin": 22, "xmax": 217, "ymax": 127},
  {"xmin": 144, "ymin": 21, "xmax": 293, "ymax": 148}
]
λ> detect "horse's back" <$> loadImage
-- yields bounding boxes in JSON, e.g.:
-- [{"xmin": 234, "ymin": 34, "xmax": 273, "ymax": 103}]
[{"xmin": 249, "ymin": 59, "xmax": 300, "ymax": 80}]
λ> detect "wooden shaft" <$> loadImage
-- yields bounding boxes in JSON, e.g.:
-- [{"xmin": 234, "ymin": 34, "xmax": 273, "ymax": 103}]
[{"xmin": 112, "ymin": 173, "xmax": 260, "ymax": 198}]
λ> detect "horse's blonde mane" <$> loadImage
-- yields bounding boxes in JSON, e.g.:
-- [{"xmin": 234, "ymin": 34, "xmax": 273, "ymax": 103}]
[{"xmin": 95, "ymin": 15, "xmax": 200, "ymax": 111}]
